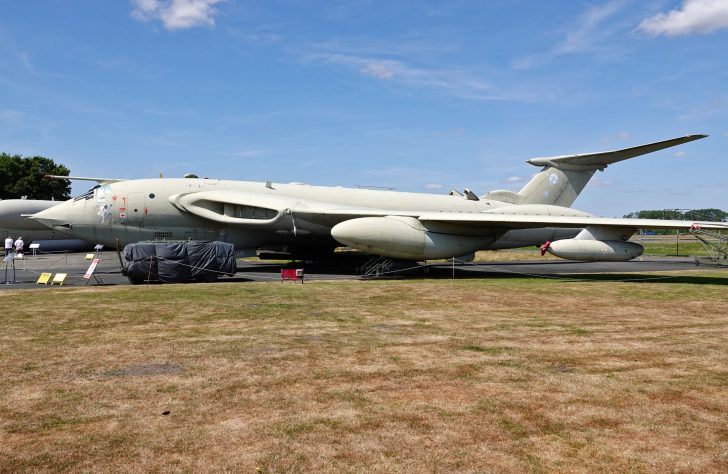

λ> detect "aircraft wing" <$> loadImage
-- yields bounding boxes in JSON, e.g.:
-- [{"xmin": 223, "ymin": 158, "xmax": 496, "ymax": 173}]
[
  {"xmin": 168, "ymin": 189, "xmax": 727, "ymax": 232},
  {"xmin": 45, "ymin": 175, "xmax": 125, "ymax": 185},
  {"xmin": 415, "ymin": 212, "xmax": 728, "ymax": 231},
  {"xmin": 307, "ymin": 207, "xmax": 727, "ymax": 231}
]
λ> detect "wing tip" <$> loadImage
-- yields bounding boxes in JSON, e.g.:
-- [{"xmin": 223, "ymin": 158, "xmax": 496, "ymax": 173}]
[{"xmin": 685, "ymin": 133, "xmax": 708, "ymax": 140}]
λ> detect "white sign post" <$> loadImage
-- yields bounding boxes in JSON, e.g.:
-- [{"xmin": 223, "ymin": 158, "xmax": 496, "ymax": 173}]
[
  {"xmin": 29, "ymin": 243, "xmax": 40, "ymax": 258},
  {"xmin": 83, "ymin": 258, "xmax": 103, "ymax": 286}
]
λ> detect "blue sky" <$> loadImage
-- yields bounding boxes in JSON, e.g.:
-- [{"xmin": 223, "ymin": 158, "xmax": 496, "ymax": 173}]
[{"xmin": 1, "ymin": 0, "xmax": 727, "ymax": 216}]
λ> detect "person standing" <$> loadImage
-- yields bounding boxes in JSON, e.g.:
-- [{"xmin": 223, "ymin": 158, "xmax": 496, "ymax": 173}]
[
  {"xmin": 14, "ymin": 236, "xmax": 24, "ymax": 255},
  {"xmin": 4, "ymin": 236, "xmax": 12, "ymax": 256}
]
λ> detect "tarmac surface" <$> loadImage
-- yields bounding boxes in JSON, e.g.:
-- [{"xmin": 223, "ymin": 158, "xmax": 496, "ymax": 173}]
[{"xmin": 1, "ymin": 250, "xmax": 726, "ymax": 290}]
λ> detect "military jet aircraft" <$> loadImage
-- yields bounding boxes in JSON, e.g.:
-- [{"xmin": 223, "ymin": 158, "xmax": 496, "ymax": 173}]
[
  {"xmin": 31, "ymin": 134, "xmax": 726, "ymax": 262},
  {"xmin": 0, "ymin": 199, "xmax": 93, "ymax": 251}
]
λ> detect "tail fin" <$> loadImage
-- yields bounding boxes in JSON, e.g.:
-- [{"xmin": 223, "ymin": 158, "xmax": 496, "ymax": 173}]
[{"xmin": 483, "ymin": 134, "xmax": 707, "ymax": 207}]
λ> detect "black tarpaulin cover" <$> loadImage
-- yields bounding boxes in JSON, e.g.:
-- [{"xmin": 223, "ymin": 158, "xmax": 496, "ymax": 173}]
[{"xmin": 124, "ymin": 241, "xmax": 237, "ymax": 283}]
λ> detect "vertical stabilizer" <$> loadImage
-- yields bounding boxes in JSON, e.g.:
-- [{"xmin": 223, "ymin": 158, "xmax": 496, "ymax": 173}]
[
  {"xmin": 516, "ymin": 168, "xmax": 595, "ymax": 207},
  {"xmin": 482, "ymin": 135, "xmax": 706, "ymax": 207}
]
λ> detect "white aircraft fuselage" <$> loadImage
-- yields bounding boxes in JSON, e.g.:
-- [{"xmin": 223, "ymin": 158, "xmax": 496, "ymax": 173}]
[
  {"xmin": 31, "ymin": 135, "xmax": 726, "ymax": 262},
  {"xmin": 34, "ymin": 178, "xmax": 582, "ymax": 257}
]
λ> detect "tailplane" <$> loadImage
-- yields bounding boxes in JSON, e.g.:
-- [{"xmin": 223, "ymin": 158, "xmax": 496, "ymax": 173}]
[{"xmin": 483, "ymin": 134, "xmax": 706, "ymax": 207}]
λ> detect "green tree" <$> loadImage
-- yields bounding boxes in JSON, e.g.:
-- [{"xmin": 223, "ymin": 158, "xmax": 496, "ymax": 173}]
[{"xmin": 0, "ymin": 153, "xmax": 71, "ymax": 200}]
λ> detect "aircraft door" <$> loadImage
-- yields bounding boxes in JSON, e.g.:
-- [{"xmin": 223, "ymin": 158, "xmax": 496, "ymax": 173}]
[{"xmin": 126, "ymin": 192, "xmax": 145, "ymax": 226}]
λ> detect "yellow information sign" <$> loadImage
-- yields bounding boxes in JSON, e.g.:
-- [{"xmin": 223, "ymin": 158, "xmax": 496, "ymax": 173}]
[
  {"xmin": 36, "ymin": 272, "xmax": 52, "ymax": 285},
  {"xmin": 51, "ymin": 273, "xmax": 68, "ymax": 286},
  {"xmin": 85, "ymin": 254, "xmax": 95, "ymax": 260}
]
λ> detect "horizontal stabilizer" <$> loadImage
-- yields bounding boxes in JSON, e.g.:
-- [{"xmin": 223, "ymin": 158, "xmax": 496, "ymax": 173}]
[{"xmin": 526, "ymin": 134, "xmax": 707, "ymax": 170}]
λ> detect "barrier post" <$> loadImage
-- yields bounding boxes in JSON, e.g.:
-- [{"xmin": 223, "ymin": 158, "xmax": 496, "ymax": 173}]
[{"xmin": 3, "ymin": 253, "xmax": 16, "ymax": 284}]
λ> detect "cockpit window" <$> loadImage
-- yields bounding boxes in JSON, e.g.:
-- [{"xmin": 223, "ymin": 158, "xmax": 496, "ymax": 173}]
[
  {"xmin": 74, "ymin": 185, "xmax": 100, "ymax": 201},
  {"xmin": 96, "ymin": 184, "xmax": 112, "ymax": 202}
]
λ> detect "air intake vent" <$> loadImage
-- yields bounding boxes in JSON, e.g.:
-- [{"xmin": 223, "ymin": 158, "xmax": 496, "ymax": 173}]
[{"xmin": 228, "ymin": 204, "xmax": 277, "ymax": 220}]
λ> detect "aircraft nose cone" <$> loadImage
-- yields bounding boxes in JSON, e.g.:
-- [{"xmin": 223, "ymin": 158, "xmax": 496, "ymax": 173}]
[{"xmin": 31, "ymin": 200, "xmax": 76, "ymax": 229}]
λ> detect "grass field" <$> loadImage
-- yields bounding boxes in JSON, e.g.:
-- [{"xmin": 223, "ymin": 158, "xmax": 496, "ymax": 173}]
[
  {"xmin": 641, "ymin": 242, "xmax": 715, "ymax": 257},
  {"xmin": 637, "ymin": 234, "xmax": 726, "ymax": 257},
  {"xmin": 2, "ymin": 273, "xmax": 728, "ymax": 472}
]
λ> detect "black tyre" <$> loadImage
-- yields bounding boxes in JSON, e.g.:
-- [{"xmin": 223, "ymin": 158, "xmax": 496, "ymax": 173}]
[
  {"xmin": 128, "ymin": 274, "xmax": 145, "ymax": 285},
  {"xmin": 198, "ymin": 271, "xmax": 218, "ymax": 283}
]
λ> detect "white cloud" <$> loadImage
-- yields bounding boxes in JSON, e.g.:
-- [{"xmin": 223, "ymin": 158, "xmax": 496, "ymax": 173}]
[
  {"xmin": 13, "ymin": 50, "xmax": 37, "ymax": 75},
  {"xmin": 311, "ymin": 53, "xmax": 505, "ymax": 101},
  {"xmin": 361, "ymin": 62, "xmax": 395, "ymax": 80},
  {"xmin": 674, "ymin": 150, "xmax": 686, "ymax": 158},
  {"xmin": 639, "ymin": 0, "xmax": 728, "ymax": 36},
  {"xmin": 504, "ymin": 176, "xmax": 523, "ymax": 184},
  {"xmin": 131, "ymin": 0, "xmax": 224, "ymax": 30},
  {"xmin": 424, "ymin": 183, "xmax": 443, "ymax": 190},
  {"xmin": 512, "ymin": 0, "xmax": 628, "ymax": 69},
  {"xmin": 554, "ymin": 0, "xmax": 627, "ymax": 54},
  {"xmin": 617, "ymin": 131, "xmax": 630, "ymax": 140},
  {"xmin": 226, "ymin": 149, "xmax": 268, "ymax": 158}
]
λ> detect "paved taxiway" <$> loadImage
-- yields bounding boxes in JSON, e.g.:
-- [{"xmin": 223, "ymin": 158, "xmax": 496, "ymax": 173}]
[{"xmin": 1, "ymin": 251, "xmax": 724, "ymax": 290}]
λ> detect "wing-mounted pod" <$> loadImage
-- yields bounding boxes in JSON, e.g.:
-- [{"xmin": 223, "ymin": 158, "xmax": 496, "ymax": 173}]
[
  {"xmin": 541, "ymin": 226, "xmax": 644, "ymax": 262},
  {"xmin": 169, "ymin": 190, "xmax": 295, "ymax": 226},
  {"xmin": 331, "ymin": 216, "xmax": 497, "ymax": 260}
]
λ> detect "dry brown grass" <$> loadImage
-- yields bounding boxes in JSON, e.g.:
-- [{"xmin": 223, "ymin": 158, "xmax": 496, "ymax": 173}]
[
  {"xmin": 1, "ymin": 274, "xmax": 728, "ymax": 472},
  {"xmin": 474, "ymin": 249, "xmax": 559, "ymax": 262}
]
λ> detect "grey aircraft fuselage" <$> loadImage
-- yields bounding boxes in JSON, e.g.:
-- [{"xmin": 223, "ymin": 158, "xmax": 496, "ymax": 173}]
[
  {"xmin": 0, "ymin": 199, "xmax": 71, "ymax": 242},
  {"xmin": 31, "ymin": 135, "xmax": 724, "ymax": 262},
  {"xmin": 39, "ymin": 178, "xmax": 580, "ymax": 255},
  {"xmin": 0, "ymin": 199, "xmax": 95, "ymax": 251}
]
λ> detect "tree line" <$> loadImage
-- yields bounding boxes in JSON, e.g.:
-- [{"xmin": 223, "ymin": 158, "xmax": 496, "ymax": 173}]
[
  {"xmin": 623, "ymin": 209, "xmax": 727, "ymax": 221},
  {"xmin": 623, "ymin": 208, "xmax": 728, "ymax": 234},
  {"xmin": 0, "ymin": 153, "xmax": 71, "ymax": 201}
]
